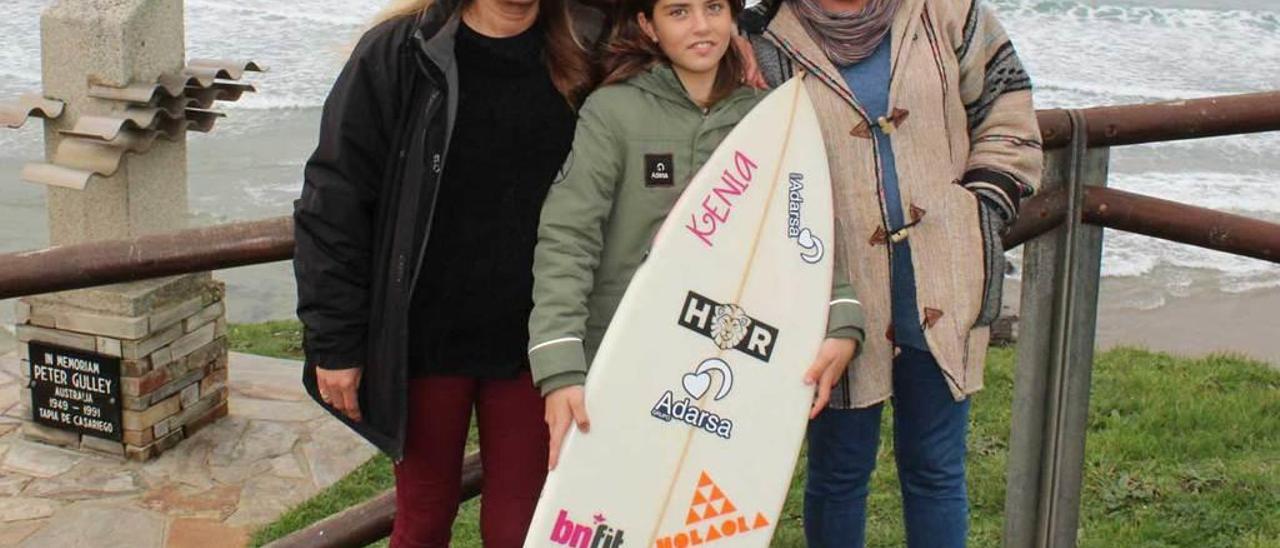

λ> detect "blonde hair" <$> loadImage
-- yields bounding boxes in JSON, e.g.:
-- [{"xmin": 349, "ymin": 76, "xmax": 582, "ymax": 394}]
[{"xmin": 371, "ymin": 0, "xmax": 434, "ymax": 28}]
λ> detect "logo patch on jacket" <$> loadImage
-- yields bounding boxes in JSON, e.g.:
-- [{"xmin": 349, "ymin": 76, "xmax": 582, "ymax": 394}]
[{"xmin": 645, "ymin": 153, "xmax": 675, "ymax": 187}]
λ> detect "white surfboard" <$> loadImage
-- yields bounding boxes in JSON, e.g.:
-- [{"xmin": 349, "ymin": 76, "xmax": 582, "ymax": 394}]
[{"xmin": 525, "ymin": 77, "xmax": 833, "ymax": 548}]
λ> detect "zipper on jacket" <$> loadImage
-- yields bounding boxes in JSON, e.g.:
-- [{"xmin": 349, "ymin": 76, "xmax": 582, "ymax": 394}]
[
  {"xmin": 688, "ymin": 99, "xmax": 726, "ymax": 187},
  {"xmin": 395, "ymin": 29, "xmax": 448, "ymax": 464},
  {"xmin": 406, "ymin": 88, "xmax": 445, "ymax": 299},
  {"xmin": 646, "ymin": 95, "xmax": 721, "ymax": 263},
  {"xmin": 396, "ymin": 92, "xmax": 443, "ymax": 466},
  {"xmin": 405, "ymin": 26, "xmax": 448, "ymax": 297}
]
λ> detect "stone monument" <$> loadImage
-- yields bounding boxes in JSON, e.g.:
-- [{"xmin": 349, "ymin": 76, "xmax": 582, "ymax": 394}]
[{"xmin": 0, "ymin": 0, "xmax": 260, "ymax": 460}]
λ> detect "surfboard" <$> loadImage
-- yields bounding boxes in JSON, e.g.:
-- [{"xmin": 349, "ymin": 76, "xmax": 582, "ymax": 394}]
[{"xmin": 525, "ymin": 77, "xmax": 834, "ymax": 548}]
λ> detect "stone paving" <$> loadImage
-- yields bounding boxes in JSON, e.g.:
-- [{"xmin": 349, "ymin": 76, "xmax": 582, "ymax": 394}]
[{"xmin": 0, "ymin": 351, "xmax": 378, "ymax": 547}]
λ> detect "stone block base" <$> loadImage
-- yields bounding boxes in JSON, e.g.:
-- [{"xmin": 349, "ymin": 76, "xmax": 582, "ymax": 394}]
[{"xmin": 15, "ymin": 273, "xmax": 230, "ymax": 461}]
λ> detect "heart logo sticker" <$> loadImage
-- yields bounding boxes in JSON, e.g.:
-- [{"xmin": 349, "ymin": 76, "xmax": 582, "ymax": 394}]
[
  {"xmin": 683, "ymin": 372, "xmax": 712, "ymax": 399},
  {"xmin": 680, "ymin": 358, "xmax": 735, "ymax": 401},
  {"xmin": 796, "ymin": 228, "xmax": 816, "ymax": 248},
  {"xmin": 796, "ymin": 228, "xmax": 824, "ymax": 264}
]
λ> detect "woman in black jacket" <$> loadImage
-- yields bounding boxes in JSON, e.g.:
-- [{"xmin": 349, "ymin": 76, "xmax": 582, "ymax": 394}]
[{"xmin": 292, "ymin": 0, "xmax": 598, "ymax": 544}]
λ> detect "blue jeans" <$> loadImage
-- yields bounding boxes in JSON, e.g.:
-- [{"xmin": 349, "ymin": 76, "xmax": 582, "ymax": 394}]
[{"xmin": 804, "ymin": 346, "xmax": 970, "ymax": 548}]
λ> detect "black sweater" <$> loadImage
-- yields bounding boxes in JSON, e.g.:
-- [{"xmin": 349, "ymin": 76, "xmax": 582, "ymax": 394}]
[{"xmin": 408, "ymin": 21, "xmax": 576, "ymax": 378}]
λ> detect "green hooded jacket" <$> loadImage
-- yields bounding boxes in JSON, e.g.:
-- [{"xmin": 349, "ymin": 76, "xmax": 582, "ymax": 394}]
[{"xmin": 528, "ymin": 64, "xmax": 867, "ymax": 395}]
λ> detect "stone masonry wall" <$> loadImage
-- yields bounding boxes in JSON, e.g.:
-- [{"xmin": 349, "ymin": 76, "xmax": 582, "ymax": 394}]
[{"xmin": 13, "ymin": 274, "xmax": 230, "ymax": 460}]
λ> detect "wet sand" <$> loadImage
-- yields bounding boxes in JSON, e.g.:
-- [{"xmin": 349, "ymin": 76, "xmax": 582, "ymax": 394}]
[
  {"xmin": 1094, "ymin": 286, "xmax": 1280, "ymax": 367},
  {"xmin": 1004, "ymin": 278, "xmax": 1280, "ymax": 368}
]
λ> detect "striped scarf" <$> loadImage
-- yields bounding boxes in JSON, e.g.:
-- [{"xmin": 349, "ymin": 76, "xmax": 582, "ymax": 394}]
[{"xmin": 791, "ymin": 0, "xmax": 900, "ymax": 66}]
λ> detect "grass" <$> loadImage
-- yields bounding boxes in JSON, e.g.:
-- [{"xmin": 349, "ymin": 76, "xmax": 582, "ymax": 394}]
[
  {"xmin": 228, "ymin": 322, "xmax": 481, "ymax": 547},
  {"xmin": 233, "ymin": 321, "xmax": 1280, "ymax": 547},
  {"xmin": 226, "ymin": 321, "xmax": 306, "ymax": 360},
  {"xmin": 250, "ymin": 453, "xmax": 396, "ymax": 546}
]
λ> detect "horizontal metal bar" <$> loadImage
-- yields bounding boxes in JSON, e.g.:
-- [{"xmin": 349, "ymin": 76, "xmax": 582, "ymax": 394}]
[
  {"xmin": 1083, "ymin": 186, "xmax": 1280, "ymax": 263},
  {"xmin": 1037, "ymin": 91, "xmax": 1280, "ymax": 149},
  {"xmin": 0, "ymin": 217, "xmax": 293, "ymax": 300},
  {"xmin": 1004, "ymin": 185, "xmax": 1072, "ymax": 249},
  {"xmin": 266, "ymin": 452, "xmax": 482, "ymax": 548},
  {"xmin": 1, "ymin": 183, "xmax": 1277, "ymax": 300},
  {"xmin": 1004, "ymin": 186, "xmax": 1280, "ymax": 265}
]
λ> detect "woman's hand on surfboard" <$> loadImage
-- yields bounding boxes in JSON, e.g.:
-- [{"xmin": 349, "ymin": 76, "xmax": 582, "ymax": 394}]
[
  {"xmin": 316, "ymin": 367, "xmax": 363, "ymax": 422},
  {"xmin": 804, "ymin": 338, "xmax": 857, "ymax": 419},
  {"xmin": 545, "ymin": 385, "xmax": 590, "ymax": 470}
]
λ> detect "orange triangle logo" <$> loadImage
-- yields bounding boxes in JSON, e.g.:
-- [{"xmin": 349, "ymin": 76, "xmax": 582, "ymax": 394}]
[
  {"xmin": 686, "ymin": 509, "xmax": 702, "ymax": 525},
  {"xmin": 663, "ymin": 472, "xmax": 774, "ymax": 543},
  {"xmin": 703, "ymin": 504, "xmax": 720, "ymax": 520}
]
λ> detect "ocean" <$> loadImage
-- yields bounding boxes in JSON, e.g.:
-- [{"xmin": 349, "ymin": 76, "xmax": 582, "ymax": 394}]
[{"xmin": 1, "ymin": 0, "xmax": 1278, "ymax": 328}]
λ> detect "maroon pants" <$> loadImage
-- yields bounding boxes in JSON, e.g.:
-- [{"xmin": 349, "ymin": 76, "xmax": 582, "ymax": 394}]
[{"xmin": 390, "ymin": 371, "xmax": 549, "ymax": 548}]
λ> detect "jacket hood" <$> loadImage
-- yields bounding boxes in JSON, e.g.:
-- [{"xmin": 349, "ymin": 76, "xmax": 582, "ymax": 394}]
[{"xmin": 624, "ymin": 63, "xmax": 758, "ymax": 113}]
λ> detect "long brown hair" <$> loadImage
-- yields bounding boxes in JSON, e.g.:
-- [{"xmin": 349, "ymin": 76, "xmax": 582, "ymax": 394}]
[
  {"xmin": 599, "ymin": 0, "xmax": 746, "ymax": 106},
  {"xmin": 372, "ymin": 0, "xmax": 594, "ymax": 106}
]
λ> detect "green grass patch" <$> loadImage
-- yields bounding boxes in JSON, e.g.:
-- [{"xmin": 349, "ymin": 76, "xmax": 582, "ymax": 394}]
[
  {"xmin": 227, "ymin": 320, "xmax": 306, "ymax": 360},
  {"xmin": 235, "ymin": 321, "xmax": 1279, "ymax": 547},
  {"xmin": 250, "ymin": 453, "xmax": 395, "ymax": 546}
]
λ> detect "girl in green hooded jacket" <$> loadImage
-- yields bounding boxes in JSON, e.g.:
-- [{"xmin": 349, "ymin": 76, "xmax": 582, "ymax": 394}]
[{"xmin": 527, "ymin": 0, "xmax": 868, "ymax": 470}]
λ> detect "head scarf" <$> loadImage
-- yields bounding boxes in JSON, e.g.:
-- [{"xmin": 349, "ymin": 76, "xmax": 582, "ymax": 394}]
[{"xmin": 791, "ymin": 0, "xmax": 901, "ymax": 66}]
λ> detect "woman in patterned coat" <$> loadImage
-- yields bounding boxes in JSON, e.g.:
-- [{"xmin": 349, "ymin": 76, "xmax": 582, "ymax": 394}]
[{"xmin": 741, "ymin": 0, "xmax": 1043, "ymax": 545}]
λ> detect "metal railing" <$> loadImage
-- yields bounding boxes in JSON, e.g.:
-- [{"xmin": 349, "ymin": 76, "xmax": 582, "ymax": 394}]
[
  {"xmin": 2, "ymin": 91, "xmax": 1278, "ymax": 548},
  {"xmin": 4, "ymin": 92, "xmax": 1277, "ymax": 300}
]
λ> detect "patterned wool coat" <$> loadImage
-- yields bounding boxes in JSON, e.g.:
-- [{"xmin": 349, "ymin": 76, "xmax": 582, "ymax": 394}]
[{"xmin": 746, "ymin": 0, "xmax": 1045, "ymax": 407}]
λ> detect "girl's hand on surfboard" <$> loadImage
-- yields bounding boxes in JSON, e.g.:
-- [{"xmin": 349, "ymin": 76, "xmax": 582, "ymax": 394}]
[
  {"xmin": 316, "ymin": 367, "xmax": 363, "ymax": 422},
  {"xmin": 804, "ymin": 338, "xmax": 857, "ymax": 419},
  {"xmin": 545, "ymin": 385, "xmax": 590, "ymax": 470}
]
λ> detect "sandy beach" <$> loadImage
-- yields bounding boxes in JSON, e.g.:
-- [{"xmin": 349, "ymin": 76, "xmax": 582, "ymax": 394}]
[
  {"xmin": 998, "ymin": 277, "xmax": 1280, "ymax": 369},
  {"xmin": 1094, "ymin": 285, "xmax": 1280, "ymax": 366}
]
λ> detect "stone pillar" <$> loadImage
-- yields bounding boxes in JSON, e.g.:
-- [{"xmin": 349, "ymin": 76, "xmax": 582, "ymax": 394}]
[
  {"xmin": 11, "ymin": 0, "xmax": 232, "ymax": 461},
  {"xmin": 40, "ymin": 0, "xmax": 188, "ymax": 243}
]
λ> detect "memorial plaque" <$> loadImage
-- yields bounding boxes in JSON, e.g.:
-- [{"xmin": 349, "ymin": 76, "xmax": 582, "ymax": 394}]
[{"xmin": 27, "ymin": 341, "xmax": 124, "ymax": 441}]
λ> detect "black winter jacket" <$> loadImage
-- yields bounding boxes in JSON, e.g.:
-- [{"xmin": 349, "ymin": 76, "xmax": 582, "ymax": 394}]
[
  {"xmin": 294, "ymin": 3, "xmax": 602, "ymax": 459},
  {"xmin": 295, "ymin": 7, "xmax": 452, "ymax": 459}
]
